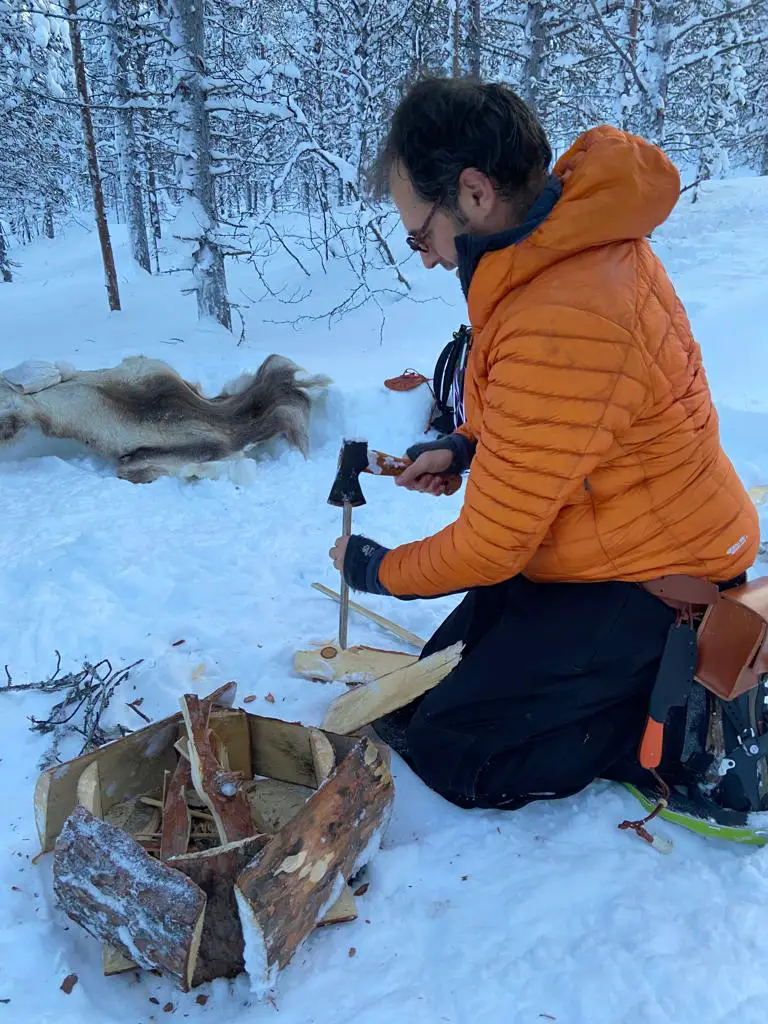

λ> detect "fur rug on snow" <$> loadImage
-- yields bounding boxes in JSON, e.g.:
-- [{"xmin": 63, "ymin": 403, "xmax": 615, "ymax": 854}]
[{"xmin": 0, "ymin": 354, "xmax": 330, "ymax": 483}]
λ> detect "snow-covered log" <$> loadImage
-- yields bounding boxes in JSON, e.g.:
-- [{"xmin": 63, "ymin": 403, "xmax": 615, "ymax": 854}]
[{"xmin": 53, "ymin": 806, "xmax": 206, "ymax": 991}]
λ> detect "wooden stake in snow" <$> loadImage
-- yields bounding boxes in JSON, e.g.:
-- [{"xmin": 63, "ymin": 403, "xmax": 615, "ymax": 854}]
[
  {"xmin": 322, "ymin": 643, "xmax": 463, "ymax": 735},
  {"xmin": 234, "ymin": 739, "xmax": 393, "ymax": 995},
  {"xmin": 180, "ymin": 693, "xmax": 255, "ymax": 844},
  {"xmin": 53, "ymin": 806, "xmax": 206, "ymax": 991}
]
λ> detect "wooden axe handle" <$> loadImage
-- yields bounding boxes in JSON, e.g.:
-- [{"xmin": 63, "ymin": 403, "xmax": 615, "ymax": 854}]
[{"xmin": 365, "ymin": 449, "xmax": 461, "ymax": 495}]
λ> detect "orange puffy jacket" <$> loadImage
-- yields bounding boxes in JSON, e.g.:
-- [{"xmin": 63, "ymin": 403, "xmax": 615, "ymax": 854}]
[{"xmin": 379, "ymin": 126, "xmax": 758, "ymax": 598}]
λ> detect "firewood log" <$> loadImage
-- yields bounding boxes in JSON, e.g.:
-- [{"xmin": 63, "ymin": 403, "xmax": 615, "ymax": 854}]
[
  {"xmin": 168, "ymin": 836, "xmax": 269, "ymax": 986},
  {"xmin": 321, "ymin": 643, "xmax": 463, "ymax": 734},
  {"xmin": 53, "ymin": 806, "xmax": 206, "ymax": 991},
  {"xmin": 180, "ymin": 694, "xmax": 255, "ymax": 844},
  {"xmin": 234, "ymin": 740, "xmax": 393, "ymax": 996}
]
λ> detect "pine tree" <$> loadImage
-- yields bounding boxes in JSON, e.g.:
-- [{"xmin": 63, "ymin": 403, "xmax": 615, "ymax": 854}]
[{"xmin": 169, "ymin": 0, "xmax": 231, "ymax": 329}]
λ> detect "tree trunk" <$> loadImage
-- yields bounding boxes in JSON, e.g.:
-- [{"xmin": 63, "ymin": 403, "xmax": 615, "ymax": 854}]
[
  {"xmin": 66, "ymin": 0, "xmax": 121, "ymax": 312},
  {"xmin": 467, "ymin": 0, "xmax": 481, "ymax": 76},
  {"xmin": 451, "ymin": 0, "xmax": 461, "ymax": 76},
  {"xmin": 762, "ymin": 131, "xmax": 768, "ymax": 177},
  {"xmin": 0, "ymin": 223, "xmax": 12, "ymax": 282},
  {"xmin": 104, "ymin": 0, "xmax": 151, "ymax": 272},
  {"xmin": 169, "ymin": 0, "xmax": 231, "ymax": 330},
  {"xmin": 134, "ymin": 50, "xmax": 163, "ymax": 270},
  {"xmin": 649, "ymin": 0, "xmax": 673, "ymax": 144},
  {"xmin": 43, "ymin": 202, "xmax": 54, "ymax": 239},
  {"xmin": 521, "ymin": 2, "xmax": 544, "ymax": 115}
]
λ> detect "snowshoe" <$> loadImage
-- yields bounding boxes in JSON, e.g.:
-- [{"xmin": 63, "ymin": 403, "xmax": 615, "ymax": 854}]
[
  {"xmin": 622, "ymin": 781, "xmax": 768, "ymax": 846},
  {"xmin": 621, "ymin": 674, "xmax": 768, "ymax": 847}
]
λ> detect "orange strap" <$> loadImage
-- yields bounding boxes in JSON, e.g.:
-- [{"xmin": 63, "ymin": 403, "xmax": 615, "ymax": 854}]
[{"xmin": 639, "ymin": 717, "xmax": 665, "ymax": 770}]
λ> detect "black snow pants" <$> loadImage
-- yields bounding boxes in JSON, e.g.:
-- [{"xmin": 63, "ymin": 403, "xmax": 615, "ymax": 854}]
[{"xmin": 375, "ymin": 575, "xmax": 679, "ymax": 809}]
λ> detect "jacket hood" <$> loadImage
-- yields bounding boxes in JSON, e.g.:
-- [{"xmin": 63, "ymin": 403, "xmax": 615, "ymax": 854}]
[{"xmin": 467, "ymin": 125, "xmax": 681, "ymax": 329}]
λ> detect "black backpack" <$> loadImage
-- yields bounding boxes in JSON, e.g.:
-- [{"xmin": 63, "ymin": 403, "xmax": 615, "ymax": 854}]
[{"xmin": 429, "ymin": 324, "xmax": 471, "ymax": 437}]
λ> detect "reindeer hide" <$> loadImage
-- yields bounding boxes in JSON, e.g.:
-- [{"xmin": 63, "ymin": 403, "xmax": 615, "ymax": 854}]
[{"xmin": 0, "ymin": 355, "xmax": 329, "ymax": 483}]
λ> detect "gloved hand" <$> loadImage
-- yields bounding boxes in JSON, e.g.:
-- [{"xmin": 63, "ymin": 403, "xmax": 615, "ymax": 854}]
[{"xmin": 329, "ymin": 535, "xmax": 391, "ymax": 595}]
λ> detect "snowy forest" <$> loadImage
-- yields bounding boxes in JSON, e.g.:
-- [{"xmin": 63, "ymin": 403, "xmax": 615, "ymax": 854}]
[{"xmin": 1, "ymin": 0, "xmax": 767, "ymax": 331}]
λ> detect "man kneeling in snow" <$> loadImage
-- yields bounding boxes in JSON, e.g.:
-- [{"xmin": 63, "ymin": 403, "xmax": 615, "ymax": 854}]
[{"xmin": 329, "ymin": 78, "xmax": 760, "ymax": 823}]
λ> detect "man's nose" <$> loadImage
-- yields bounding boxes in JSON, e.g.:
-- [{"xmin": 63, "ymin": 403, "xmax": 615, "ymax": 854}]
[{"xmin": 421, "ymin": 248, "xmax": 440, "ymax": 269}]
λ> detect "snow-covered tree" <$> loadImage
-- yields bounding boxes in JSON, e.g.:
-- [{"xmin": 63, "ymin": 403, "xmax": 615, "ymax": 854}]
[
  {"xmin": 102, "ymin": 0, "xmax": 151, "ymax": 271},
  {"xmin": 168, "ymin": 0, "xmax": 231, "ymax": 329}
]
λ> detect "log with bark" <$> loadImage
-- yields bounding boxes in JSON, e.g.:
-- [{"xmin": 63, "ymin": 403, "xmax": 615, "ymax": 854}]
[
  {"xmin": 234, "ymin": 739, "xmax": 393, "ymax": 996},
  {"xmin": 168, "ymin": 835, "xmax": 268, "ymax": 986},
  {"xmin": 53, "ymin": 806, "xmax": 206, "ymax": 990},
  {"xmin": 160, "ymin": 756, "xmax": 193, "ymax": 859},
  {"xmin": 180, "ymin": 693, "xmax": 254, "ymax": 844}
]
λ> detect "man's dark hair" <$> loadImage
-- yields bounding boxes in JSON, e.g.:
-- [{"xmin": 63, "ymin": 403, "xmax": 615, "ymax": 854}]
[{"xmin": 372, "ymin": 77, "xmax": 552, "ymax": 210}]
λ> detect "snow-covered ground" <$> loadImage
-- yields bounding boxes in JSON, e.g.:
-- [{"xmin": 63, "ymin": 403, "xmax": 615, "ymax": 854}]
[{"xmin": 2, "ymin": 177, "xmax": 768, "ymax": 1024}]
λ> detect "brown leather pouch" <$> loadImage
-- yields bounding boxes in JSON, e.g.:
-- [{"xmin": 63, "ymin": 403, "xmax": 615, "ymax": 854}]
[{"xmin": 696, "ymin": 577, "xmax": 768, "ymax": 700}]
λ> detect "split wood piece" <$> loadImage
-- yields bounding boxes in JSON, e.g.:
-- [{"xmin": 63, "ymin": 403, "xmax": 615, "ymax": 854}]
[
  {"xmin": 76, "ymin": 761, "xmax": 102, "ymax": 817},
  {"xmin": 180, "ymin": 694, "xmax": 255, "ymax": 844},
  {"xmin": 141, "ymin": 797, "xmax": 213, "ymax": 822},
  {"xmin": 35, "ymin": 716, "xmax": 178, "ymax": 854},
  {"xmin": 244, "ymin": 779, "xmax": 359, "ymax": 922},
  {"xmin": 316, "ymin": 884, "xmax": 358, "ymax": 926},
  {"xmin": 34, "ymin": 680, "xmax": 238, "ymax": 854},
  {"xmin": 176, "ymin": 730, "xmax": 231, "ymax": 771},
  {"xmin": 234, "ymin": 739, "xmax": 393, "ymax": 995},
  {"xmin": 169, "ymin": 835, "xmax": 269, "ymax": 986},
  {"xmin": 199, "ymin": 680, "xmax": 239, "ymax": 710},
  {"xmin": 209, "ymin": 709, "xmax": 252, "ymax": 777},
  {"xmin": 309, "ymin": 729, "xmax": 335, "ymax": 785},
  {"xmin": 105, "ymin": 798, "xmax": 162, "ymax": 836},
  {"xmin": 245, "ymin": 778, "xmax": 315, "ymax": 834},
  {"xmin": 53, "ymin": 806, "xmax": 206, "ymax": 991},
  {"xmin": 243, "ymin": 771, "xmax": 363, "ymax": 934},
  {"xmin": 321, "ymin": 642, "xmax": 464, "ymax": 735},
  {"xmin": 311, "ymin": 582, "xmax": 426, "ymax": 650},
  {"xmin": 103, "ymin": 944, "xmax": 137, "ymax": 976},
  {"xmin": 294, "ymin": 642, "xmax": 419, "ymax": 684},
  {"xmin": 160, "ymin": 756, "xmax": 193, "ymax": 859},
  {"xmin": 247, "ymin": 716, "xmax": 317, "ymax": 788},
  {"xmin": 212, "ymin": 731, "xmax": 230, "ymax": 770}
]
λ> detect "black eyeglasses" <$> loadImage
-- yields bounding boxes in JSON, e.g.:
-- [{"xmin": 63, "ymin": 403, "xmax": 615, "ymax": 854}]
[{"xmin": 406, "ymin": 198, "xmax": 442, "ymax": 253}]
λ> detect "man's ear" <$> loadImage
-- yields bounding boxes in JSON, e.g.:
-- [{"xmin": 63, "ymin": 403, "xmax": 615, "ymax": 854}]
[{"xmin": 457, "ymin": 167, "xmax": 496, "ymax": 214}]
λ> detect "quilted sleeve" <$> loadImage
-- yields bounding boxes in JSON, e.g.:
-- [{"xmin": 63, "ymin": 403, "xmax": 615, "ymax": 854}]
[{"xmin": 378, "ymin": 308, "xmax": 648, "ymax": 597}]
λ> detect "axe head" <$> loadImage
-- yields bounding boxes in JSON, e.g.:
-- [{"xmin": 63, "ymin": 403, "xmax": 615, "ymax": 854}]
[{"xmin": 328, "ymin": 439, "xmax": 369, "ymax": 508}]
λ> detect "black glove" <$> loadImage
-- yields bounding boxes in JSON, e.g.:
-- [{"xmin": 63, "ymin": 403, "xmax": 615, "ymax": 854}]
[
  {"xmin": 343, "ymin": 535, "xmax": 391, "ymax": 595},
  {"xmin": 406, "ymin": 433, "xmax": 476, "ymax": 475}
]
